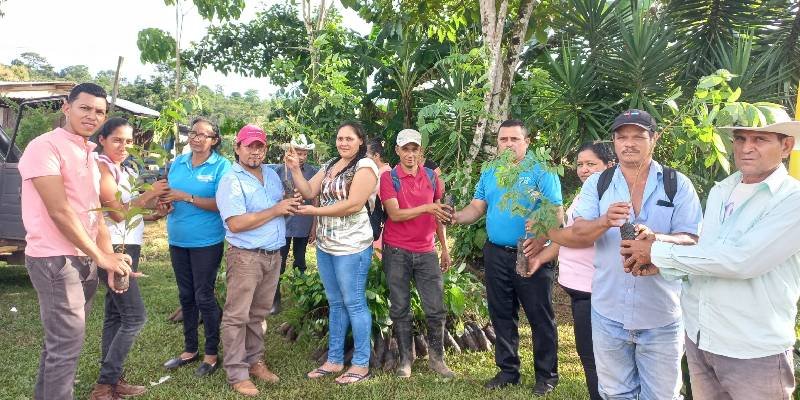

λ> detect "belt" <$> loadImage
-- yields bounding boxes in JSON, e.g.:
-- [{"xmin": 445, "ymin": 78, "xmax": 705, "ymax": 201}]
[
  {"xmin": 488, "ymin": 241, "xmax": 518, "ymax": 253},
  {"xmin": 231, "ymin": 246, "xmax": 279, "ymax": 256}
]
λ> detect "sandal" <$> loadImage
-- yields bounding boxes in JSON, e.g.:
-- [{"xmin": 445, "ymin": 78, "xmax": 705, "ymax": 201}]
[
  {"xmin": 335, "ymin": 371, "xmax": 371, "ymax": 385},
  {"xmin": 307, "ymin": 368, "xmax": 336, "ymax": 379}
]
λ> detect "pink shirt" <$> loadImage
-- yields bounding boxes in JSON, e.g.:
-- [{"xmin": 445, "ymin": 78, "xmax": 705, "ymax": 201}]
[
  {"xmin": 380, "ymin": 165, "xmax": 444, "ymax": 253},
  {"xmin": 18, "ymin": 128, "xmax": 102, "ymax": 257},
  {"xmin": 557, "ymin": 197, "xmax": 595, "ymax": 293}
]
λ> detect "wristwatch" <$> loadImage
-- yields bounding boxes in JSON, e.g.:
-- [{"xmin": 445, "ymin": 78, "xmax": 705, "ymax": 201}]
[{"xmin": 188, "ymin": 194, "xmax": 195, "ymax": 204}]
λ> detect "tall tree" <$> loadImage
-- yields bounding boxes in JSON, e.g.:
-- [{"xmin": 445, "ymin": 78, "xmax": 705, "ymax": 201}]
[
  {"xmin": 469, "ymin": 0, "xmax": 539, "ymax": 163},
  {"xmin": 11, "ymin": 52, "xmax": 55, "ymax": 80},
  {"xmin": 137, "ymin": 0, "xmax": 246, "ymax": 95}
]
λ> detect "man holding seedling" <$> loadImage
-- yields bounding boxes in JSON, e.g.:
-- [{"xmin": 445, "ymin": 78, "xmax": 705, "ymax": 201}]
[
  {"xmin": 568, "ymin": 109, "xmax": 703, "ymax": 399},
  {"xmin": 216, "ymin": 125, "xmax": 300, "ymax": 397},
  {"xmin": 271, "ymin": 134, "xmax": 318, "ymax": 315},
  {"xmin": 380, "ymin": 129, "xmax": 453, "ymax": 379},
  {"xmin": 620, "ymin": 108, "xmax": 800, "ymax": 399},
  {"xmin": 452, "ymin": 119, "xmax": 563, "ymax": 396},
  {"xmin": 19, "ymin": 83, "xmax": 134, "ymax": 400}
]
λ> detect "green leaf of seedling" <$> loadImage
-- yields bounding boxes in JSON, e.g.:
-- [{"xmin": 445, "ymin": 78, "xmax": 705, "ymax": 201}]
[
  {"xmin": 711, "ymin": 132, "xmax": 727, "ymax": 154},
  {"xmin": 473, "ymin": 228, "xmax": 487, "ymax": 248},
  {"xmin": 716, "ymin": 151, "xmax": 731, "ymax": 173},
  {"xmin": 727, "ymin": 87, "xmax": 742, "ymax": 102}
]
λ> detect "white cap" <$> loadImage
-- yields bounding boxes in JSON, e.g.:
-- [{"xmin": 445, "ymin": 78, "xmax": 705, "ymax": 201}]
[
  {"xmin": 280, "ymin": 134, "xmax": 315, "ymax": 151},
  {"xmin": 396, "ymin": 129, "xmax": 422, "ymax": 147}
]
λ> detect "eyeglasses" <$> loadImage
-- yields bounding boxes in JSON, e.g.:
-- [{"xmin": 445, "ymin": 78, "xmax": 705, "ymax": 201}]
[{"xmin": 188, "ymin": 131, "xmax": 218, "ymax": 140}]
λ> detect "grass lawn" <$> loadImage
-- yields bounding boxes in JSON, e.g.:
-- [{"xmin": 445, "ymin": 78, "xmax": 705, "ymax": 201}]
[{"xmin": 0, "ymin": 223, "xmax": 591, "ymax": 399}]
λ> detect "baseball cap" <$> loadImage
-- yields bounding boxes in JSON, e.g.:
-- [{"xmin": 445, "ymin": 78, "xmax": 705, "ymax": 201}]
[
  {"xmin": 236, "ymin": 124, "xmax": 267, "ymax": 146},
  {"xmin": 611, "ymin": 109, "xmax": 658, "ymax": 133},
  {"xmin": 396, "ymin": 129, "xmax": 422, "ymax": 147}
]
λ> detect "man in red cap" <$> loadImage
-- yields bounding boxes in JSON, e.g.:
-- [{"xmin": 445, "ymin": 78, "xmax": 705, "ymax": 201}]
[{"xmin": 216, "ymin": 124, "xmax": 300, "ymax": 396}]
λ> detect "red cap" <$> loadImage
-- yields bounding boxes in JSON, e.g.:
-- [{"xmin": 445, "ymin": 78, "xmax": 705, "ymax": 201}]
[{"xmin": 236, "ymin": 124, "xmax": 267, "ymax": 146}]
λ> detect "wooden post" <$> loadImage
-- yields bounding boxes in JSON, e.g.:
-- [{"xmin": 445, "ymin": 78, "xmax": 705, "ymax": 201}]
[{"xmin": 110, "ymin": 56, "xmax": 124, "ymax": 113}]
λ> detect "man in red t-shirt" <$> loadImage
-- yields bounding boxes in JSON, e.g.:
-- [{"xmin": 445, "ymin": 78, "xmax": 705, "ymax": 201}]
[{"xmin": 380, "ymin": 129, "xmax": 454, "ymax": 379}]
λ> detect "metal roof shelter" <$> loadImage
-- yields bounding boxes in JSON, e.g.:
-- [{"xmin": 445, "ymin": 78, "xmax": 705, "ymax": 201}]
[{"xmin": 0, "ymin": 81, "xmax": 160, "ymax": 116}]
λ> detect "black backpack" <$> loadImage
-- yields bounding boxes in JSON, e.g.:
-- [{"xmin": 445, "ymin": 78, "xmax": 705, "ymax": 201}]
[{"xmin": 596, "ymin": 165, "xmax": 678, "ymax": 206}]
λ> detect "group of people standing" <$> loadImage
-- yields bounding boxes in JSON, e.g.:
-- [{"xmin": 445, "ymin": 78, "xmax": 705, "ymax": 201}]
[{"xmin": 17, "ymin": 81, "xmax": 800, "ymax": 400}]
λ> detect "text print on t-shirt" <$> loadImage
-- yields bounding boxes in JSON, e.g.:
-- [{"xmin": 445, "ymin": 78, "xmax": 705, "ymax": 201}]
[{"xmin": 196, "ymin": 174, "xmax": 214, "ymax": 183}]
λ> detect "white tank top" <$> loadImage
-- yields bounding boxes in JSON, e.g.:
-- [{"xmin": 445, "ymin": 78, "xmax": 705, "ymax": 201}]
[{"xmin": 97, "ymin": 155, "xmax": 144, "ymax": 245}]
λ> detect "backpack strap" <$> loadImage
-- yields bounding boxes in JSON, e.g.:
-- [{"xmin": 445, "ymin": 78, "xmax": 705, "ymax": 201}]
[
  {"xmin": 662, "ymin": 166, "xmax": 678, "ymax": 204},
  {"xmin": 390, "ymin": 166, "xmax": 437, "ymax": 199},
  {"xmin": 423, "ymin": 167, "xmax": 437, "ymax": 195},
  {"xmin": 596, "ymin": 165, "xmax": 679, "ymax": 204},
  {"xmin": 596, "ymin": 166, "xmax": 616, "ymax": 201},
  {"xmin": 391, "ymin": 167, "xmax": 401, "ymax": 193}
]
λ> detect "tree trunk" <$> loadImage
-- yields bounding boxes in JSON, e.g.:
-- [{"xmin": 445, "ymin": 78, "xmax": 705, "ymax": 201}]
[{"xmin": 469, "ymin": 0, "xmax": 537, "ymax": 164}]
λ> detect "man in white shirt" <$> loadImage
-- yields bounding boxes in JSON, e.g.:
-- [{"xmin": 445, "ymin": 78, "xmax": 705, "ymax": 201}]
[{"xmin": 621, "ymin": 108, "xmax": 800, "ymax": 399}]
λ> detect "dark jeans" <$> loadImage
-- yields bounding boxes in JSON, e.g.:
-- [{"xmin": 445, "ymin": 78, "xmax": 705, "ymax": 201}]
[
  {"xmin": 279, "ymin": 236, "xmax": 309, "ymax": 274},
  {"xmin": 484, "ymin": 242, "xmax": 559, "ymax": 385},
  {"xmin": 96, "ymin": 245, "xmax": 147, "ymax": 385},
  {"xmin": 169, "ymin": 242, "xmax": 224, "ymax": 356},
  {"xmin": 276, "ymin": 237, "xmax": 309, "ymax": 304},
  {"xmin": 382, "ymin": 244, "xmax": 446, "ymax": 325},
  {"xmin": 561, "ymin": 285, "xmax": 600, "ymax": 400}
]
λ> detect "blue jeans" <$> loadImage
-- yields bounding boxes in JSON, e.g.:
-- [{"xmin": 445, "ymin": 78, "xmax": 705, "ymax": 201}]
[
  {"xmin": 591, "ymin": 307, "xmax": 683, "ymax": 400},
  {"xmin": 317, "ymin": 246, "xmax": 372, "ymax": 368}
]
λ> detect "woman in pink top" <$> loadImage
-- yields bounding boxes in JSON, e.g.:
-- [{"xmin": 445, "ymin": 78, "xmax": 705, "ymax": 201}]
[{"xmin": 529, "ymin": 141, "xmax": 615, "ymax": 400}]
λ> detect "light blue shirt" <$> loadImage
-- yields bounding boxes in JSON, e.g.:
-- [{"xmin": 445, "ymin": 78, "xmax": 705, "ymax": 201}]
[
  {"xmin": 574, "ymin": 161, "xmax": 703, "ymax": 329},
  {"xmin": 166, "ymin": 152, "xmax": 231, "ymax": 247},
  {"xmin": 216, "ymin": 163, "xmax": 286, "ymax": 251},
  {"xmin": 474, "ymin": 154, "xmax": 563, "ymax": 247},
  {"xmin": 653, "ymin": 165, "xmax": 800, "ymax": 359}
]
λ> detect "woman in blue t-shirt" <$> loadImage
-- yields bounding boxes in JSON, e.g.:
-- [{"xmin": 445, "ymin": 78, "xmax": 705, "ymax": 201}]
[{"xmin": 161, "ymin": 117, "xmax": 231, "ymax": 377}]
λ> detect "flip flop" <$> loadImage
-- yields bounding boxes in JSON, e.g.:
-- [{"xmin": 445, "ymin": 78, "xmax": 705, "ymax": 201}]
[
  {"xmin": 307, "ymin": 368, "xmax": 336, "ymax": 379},
  {"xmin": 335, "ymin": 371, "xmax": 371, "ymax": 385}
]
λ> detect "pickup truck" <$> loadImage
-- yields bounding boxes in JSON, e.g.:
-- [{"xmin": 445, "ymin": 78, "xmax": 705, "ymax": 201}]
[{"xmin": 0, "ymin": 101, "xmax": 27, "ymax": 265}]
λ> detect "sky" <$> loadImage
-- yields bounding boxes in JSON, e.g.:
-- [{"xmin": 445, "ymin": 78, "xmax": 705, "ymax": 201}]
[{"xmin": 0, "ymin": 0, "xmax": 371, "ymax": 97}]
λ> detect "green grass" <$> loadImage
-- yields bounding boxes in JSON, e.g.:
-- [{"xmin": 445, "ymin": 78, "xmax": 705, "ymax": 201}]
[{"xmin": 0, "ymin": 224, "xmax": 591, "ymax": 399}]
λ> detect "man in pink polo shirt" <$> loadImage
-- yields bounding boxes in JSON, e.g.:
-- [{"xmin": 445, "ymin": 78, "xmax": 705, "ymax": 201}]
[
  {"xmin": 18, "ymin": 83, "xmax": 133, "ymax": 400},
  {"xmin": 380, "ymin": 129, "xmax": 454, "ymax": 379}
]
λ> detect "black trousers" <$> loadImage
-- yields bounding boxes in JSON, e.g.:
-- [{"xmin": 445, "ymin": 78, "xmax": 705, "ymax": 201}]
[
  {"xmin": 483, "ymin": 241, "xmax": 559, "ymax": 385},
  {"xmin": 279, "ymin": 236, "xmax": 309, "ymax": 274},
  {"xmin": 382, "ymin": 244, "xmax": 445, "ymax": 325},
  {"xmin": 97, "ymin": 245, "xmax": 146, "ymax": 385},
  {"xmin": 169, "ymin": 242, "xmax": 224, "ymax": 356},
  {"xmin": 561, "ymin": 285, "xmax": 601, "ymax": 400}
]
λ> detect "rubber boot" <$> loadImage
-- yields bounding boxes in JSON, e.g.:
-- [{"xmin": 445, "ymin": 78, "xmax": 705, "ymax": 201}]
[
  {"xmin": 427, "ymin": 320, "xmax": 455, "ymax": 378},
  {"xmin": 395, "ymin": 323, "xmax": 413, "ymax": 378}
]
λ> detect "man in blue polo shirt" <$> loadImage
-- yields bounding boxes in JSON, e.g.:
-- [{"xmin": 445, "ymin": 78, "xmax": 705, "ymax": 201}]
[
  {"xmin": 452, "ymin": 119, "xmax": 563, "ymax": 396},
  {"xmin": 216, "ymin": 125, "xmax": 300, "ymax": 397},
  {"xmin": 569, "ymin": 109, "xmax": 703, "ymax": 399}
]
